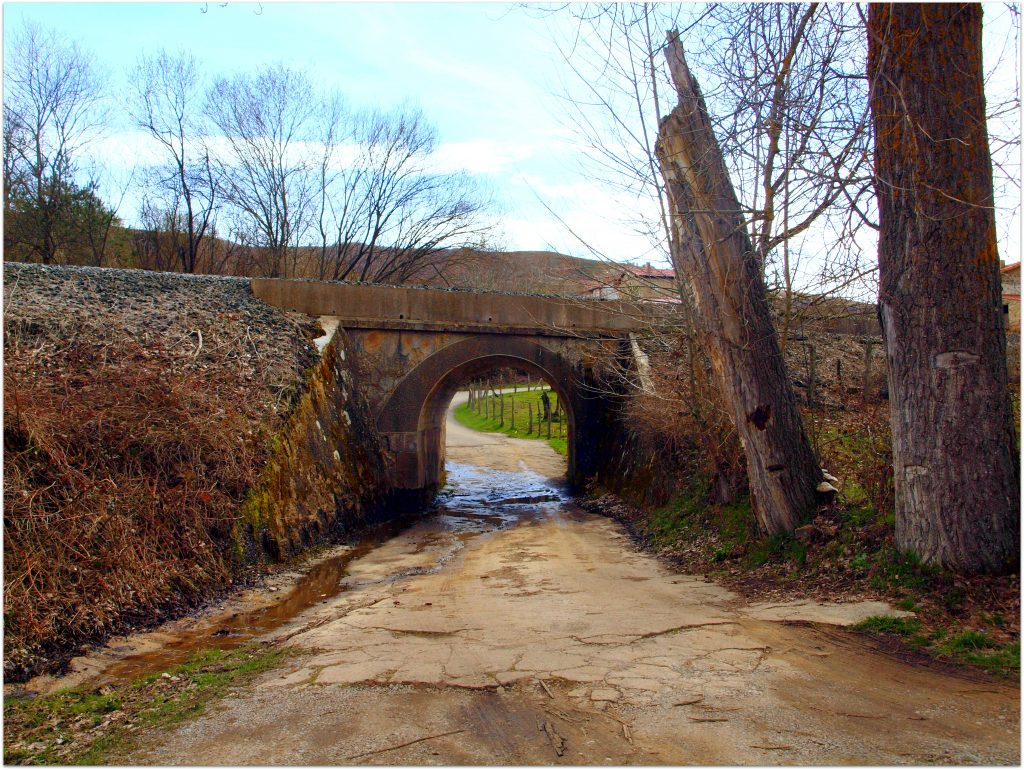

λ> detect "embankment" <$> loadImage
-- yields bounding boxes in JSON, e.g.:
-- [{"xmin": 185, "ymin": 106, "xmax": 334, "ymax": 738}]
[{"xmin": 3, "ymin": 264, "xmax": 392, "ymax": 681}]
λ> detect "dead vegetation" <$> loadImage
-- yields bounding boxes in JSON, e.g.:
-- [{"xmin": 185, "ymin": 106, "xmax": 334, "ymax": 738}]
[{"xmin": 3, "ymin": 264, "xmax": 319, "ymax": 682}]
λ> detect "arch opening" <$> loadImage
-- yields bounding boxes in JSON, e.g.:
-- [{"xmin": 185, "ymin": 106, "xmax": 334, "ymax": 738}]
[
  {"xmin": 422, "ymin": 355, "xmax": 574, "ymax": 490},
  {"xmin": 375, "ymin": 337, "xmax": 586, "ymax": 497}
]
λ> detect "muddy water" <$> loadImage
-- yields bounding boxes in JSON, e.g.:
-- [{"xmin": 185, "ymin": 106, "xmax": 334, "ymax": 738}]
[
  {"xmin": 94, "ymin": 540, "xmax": 383, "ymax": 683},
  {"xmin": 93, "ymin": 462, "xmax": 567, "ymax": 685}
]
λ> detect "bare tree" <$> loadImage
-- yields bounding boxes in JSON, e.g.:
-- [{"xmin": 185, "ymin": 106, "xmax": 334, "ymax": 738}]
[
  {"xmin": 867, "ymin": 2, "xmax": 1019, "ymax": 575},
  {"xmin": 206, "ymin": 64, "xmax": 319, "ymax": 278},
  {"xmin": 130, "ymin": 50, "xmax": 217, "ymax": 273},
  {"xmin": 551, "ymin": 3, "xmax": 875, "ymax": 338},
  {"xmin": 3, "ymin": 22, "xmax": 106, "ymax": 263},
  {"xmin": 690, "ymin": 3, "xmax": 875, "ymax": 345},
  {"xmin": 316, "ymin": 105, "xmax": 493, "ymax": 285}
]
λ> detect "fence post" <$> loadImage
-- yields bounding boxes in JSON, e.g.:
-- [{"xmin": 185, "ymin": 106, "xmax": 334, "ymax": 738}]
[
  {"xmin": 510, "ymin": 393, "xmax": 515, "ymax": 430},
  {"xmin": 500, "ymin": 393, "xmax": 505, "ymax": 427},
  {"xmin": 863, "ymin": 341, "xmax": 874, "ymax": 403},
  {"xmin": 528, "ymin": 403, "xmax": 533, "ymax": 434},
  {"xmin": 807, "ymin": 344, "xmax": 817, "ymax": 406}
]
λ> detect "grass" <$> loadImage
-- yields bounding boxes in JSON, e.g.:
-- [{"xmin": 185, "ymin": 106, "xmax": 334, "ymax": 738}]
[
  {"xmin": 3, "ymin": 643, "xmax": 290, "ymax": 765},
  {"xmin": 852, "ymin": 617, "xmax": 1019, "ymax": 676},
  {"xmin": 644, "ymin": 475, "xmax": 712, "ymax": 545},
  {"xmin": 853, "ymin": 614, "xmax": 922, "ymax": 636},
  {"xmin": 454, "ymin": 387, "xmax": 568, "ymax": 456}
]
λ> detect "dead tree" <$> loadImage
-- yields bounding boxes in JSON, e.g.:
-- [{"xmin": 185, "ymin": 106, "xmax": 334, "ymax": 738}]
[
  {"xmin": 656, "ymin": 32, "xmax": 822, "ymax": 535},
  {"xmin": 867, "ymin": 3, "xmax": 1019, "ymax": 575}
]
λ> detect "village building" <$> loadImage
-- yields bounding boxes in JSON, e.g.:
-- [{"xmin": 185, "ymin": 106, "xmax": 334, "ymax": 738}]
[
  {"xmin": 1002, "ymin": 261, "xmax": 1020, "ymax": 332},
  {"xmin": 583, "ymin": 262, "xmax": 679, "ymax": 303}
]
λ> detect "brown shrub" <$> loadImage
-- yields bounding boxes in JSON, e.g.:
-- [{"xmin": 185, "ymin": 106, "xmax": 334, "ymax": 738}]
[{"xmin": 3, "ymin": 329, "xmax": 273, "ymax": 680}]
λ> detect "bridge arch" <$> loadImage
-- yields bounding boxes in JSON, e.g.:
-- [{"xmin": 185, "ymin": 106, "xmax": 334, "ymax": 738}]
[{"xmin": 376, "ymin": 336, "xmax": 593, "ymax": 493}]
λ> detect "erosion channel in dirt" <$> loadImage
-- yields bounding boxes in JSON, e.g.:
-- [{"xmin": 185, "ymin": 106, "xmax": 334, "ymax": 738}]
[{"xmin": 31, "ymin": 392, "xmax": 1022, "ymax": 764}]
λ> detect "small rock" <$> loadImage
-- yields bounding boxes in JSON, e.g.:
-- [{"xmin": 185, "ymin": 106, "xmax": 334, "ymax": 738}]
[
  {"xmin": 794, "ymin": 524, "xmax": 819, "ymax": 544},
  {"xmin": 160, "ymin": 672, "xmax": 172, "ymax": 679},
  {"xmin": 590, "ymin": 688, "xmax": 620, "ymax": 703}
]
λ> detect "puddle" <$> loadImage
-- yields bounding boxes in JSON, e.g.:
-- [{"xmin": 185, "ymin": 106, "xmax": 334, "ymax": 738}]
[
  {"xmin": 94, "ymin": 537, "xmax": 391, "ymax": 684},
  {"xmin": 85, "ymin": 460, "xmax": 570, "ymax": 687}
]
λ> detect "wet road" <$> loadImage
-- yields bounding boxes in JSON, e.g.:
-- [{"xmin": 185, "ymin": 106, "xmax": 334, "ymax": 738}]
[
  {"xmin": 42, "ymin": 390, "xmax": 1018, "ymax": 764},
  {"xmin": 123, "ymin": 391, "xmax": 1020, "ymax": 764}
]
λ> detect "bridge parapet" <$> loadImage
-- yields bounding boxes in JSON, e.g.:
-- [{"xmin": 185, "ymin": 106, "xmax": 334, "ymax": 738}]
[{"xmin": 251, "ymin": 278, "xmax": 648, "ymax": 337}]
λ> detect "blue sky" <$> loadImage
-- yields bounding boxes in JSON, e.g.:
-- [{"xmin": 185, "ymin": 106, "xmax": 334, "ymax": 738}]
[
  {"xmin": 3, "ymin": 2, "xmax": 1021, "ymax": 278},
  {"xmin": 5, "ymin": 2, "xmax": 656, "ymax": 262}
]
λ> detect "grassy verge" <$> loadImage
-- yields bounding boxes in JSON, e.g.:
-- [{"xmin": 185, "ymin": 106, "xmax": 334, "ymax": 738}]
[
  {"xmin": 454, "ymin": 388, "xmax": 568, "ymax": 456},
  {"xmin": 853, "ymin": 615, "xmax": 1020, "ymax": 674},
  {"xmin": 3, "ymin": 643, "xmax": 291, "ymax": 765}
]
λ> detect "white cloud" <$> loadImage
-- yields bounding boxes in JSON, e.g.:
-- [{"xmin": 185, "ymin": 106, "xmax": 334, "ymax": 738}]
[{"xmin": 429, "ymin": 139, "xmax": 537, "ymax": 176}]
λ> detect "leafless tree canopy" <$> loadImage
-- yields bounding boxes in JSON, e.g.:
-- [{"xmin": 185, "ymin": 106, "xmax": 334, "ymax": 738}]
[
  {"xmin": 130, "ymin": 50, "xmax": 217, "ymax": 274},
  {"xmin": 205, "ymin": 64, "xmax": 322, "ymax": 278},
  {"xmin": 552, "ymin": 4, "xmax": 875, "ymax": 307},
  {"xmin": 314, "ymin": 105, "xmax": 492, "ymax": 285}
]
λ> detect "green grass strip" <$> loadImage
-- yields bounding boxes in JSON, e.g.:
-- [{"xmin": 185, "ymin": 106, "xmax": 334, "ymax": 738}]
[
  {"xmin": 4, "ymin": 643, "xmax": 290, "ymax": 765},
  {"xmin": 454, "ymin": 389, "xmax": 568, "ymax": 456}
]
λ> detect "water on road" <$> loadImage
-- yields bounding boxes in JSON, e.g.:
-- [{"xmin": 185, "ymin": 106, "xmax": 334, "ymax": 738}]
[{"xmin": 48, "ymin": 392, "xmax": 1023, "ymax": 764}]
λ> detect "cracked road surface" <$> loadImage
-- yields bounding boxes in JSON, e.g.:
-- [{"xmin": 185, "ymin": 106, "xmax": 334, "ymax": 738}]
[{"xmin": 132, "ymin": 393, "xmax": 1019, "ymax": 765}]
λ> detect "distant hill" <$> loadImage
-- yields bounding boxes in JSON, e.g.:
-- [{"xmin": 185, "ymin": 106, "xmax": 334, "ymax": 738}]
[
  {"xmin": 433, "ymin": 248, "xmax": 610, "ymax": 295},
  {"xmin": 6, "ymin": 225, "xmax": 622, "ymax": 297}
]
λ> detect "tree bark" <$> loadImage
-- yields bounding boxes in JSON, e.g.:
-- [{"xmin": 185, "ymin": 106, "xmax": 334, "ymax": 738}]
[
  {"xmin": 867, "ymin": 3, "xmax": 1019, "ymax": 574},
  {"xmin": 656, "ymin": 33, "xmax": 822, "ymax": 535}
]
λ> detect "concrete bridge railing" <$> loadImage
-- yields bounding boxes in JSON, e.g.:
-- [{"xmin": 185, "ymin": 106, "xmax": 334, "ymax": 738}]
[{"xmin": 251, "ymin": 278, "xmax": 648, "ymax": 337}]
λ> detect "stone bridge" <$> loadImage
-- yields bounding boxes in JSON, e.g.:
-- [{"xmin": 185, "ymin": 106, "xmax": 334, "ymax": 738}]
[{"xmin": 252, "ymin": 279, "xmax": 648, "ymax": 496}]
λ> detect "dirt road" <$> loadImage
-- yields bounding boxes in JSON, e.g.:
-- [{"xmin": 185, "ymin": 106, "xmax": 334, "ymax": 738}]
[{"xmin": 123, "ymin": 393, "xmax": 1018, "ymax": 764}]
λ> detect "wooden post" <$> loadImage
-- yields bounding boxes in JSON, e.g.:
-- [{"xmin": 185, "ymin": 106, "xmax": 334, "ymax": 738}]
[
  {"xmin": 863, "ymin": 342, "xmax": 874, "ymax": 403},
  {"xmin": 836, "ymin": 358, "xmax": 843, "ymax": 396},
  {"xmin": 510, "ymin": 393, "xmax": 516, "ymax": 430},
  {"xmin": 807, "ymin": 344, "xmax": 817, "ymax": 406},
  {"xmin": 499, "ymin": 393, "xmax": 505, "ymax": 427},
  {"xmin": 547, "ymin": 408, "xmax": 551, "ymax": 440}
]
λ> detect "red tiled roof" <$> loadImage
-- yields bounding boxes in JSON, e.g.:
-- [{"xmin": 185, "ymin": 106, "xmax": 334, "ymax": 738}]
[
  {"xmin": 1004, "ymin": 293, "xmax": 1021, "ymax": 300},
  {"xmin": 1001, "ymin": 262, "xmax": 1020, "ymax": 274},
  {"xmin": 622, "ymin": 262, "xmax": 676, "ymax": 279}
]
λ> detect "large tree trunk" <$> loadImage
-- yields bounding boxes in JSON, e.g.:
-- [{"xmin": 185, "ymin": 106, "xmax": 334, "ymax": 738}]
[
  {"xmin": 656, "ymin": 33, "xmax": 822, "ymax": 535},
  {"xmin": 867, "ymin": 4, "xmax": 1019, "ymax": 575}
]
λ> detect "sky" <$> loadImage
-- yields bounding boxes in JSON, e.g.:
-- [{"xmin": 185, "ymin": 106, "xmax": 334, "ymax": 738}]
[
  {"xmin": 4, "ymin": 2, "xmax": 660, "ymax": 263},
  {"xmin": 3, "ymin": 2, "xmax": 1021, "ymax": 278}
]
